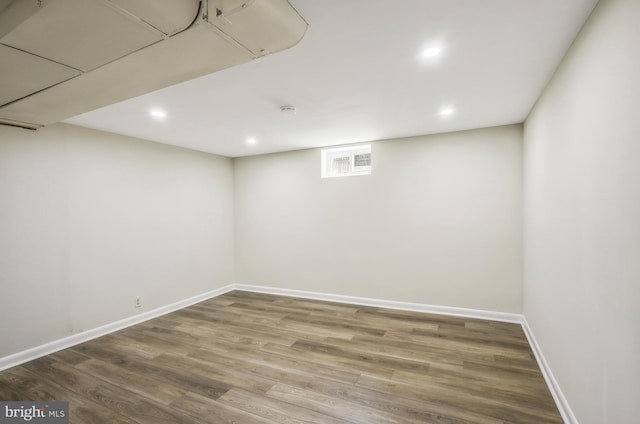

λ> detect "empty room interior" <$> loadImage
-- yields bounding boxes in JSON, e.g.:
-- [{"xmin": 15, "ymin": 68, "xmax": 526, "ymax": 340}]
[{"xmin": 0, "ymin": 0, "xmax": 638, "ymax": 423}]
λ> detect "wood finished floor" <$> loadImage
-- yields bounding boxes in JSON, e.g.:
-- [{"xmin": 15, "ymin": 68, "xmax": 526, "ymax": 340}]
[{"xmin": 0, "ymin": 291, "xmax": 563, "ymax": 423}]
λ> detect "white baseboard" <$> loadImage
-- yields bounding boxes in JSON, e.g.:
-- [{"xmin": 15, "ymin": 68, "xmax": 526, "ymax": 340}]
[
  {"xmin": 234, "ymin": 284, "xmax": 523, "ymax": 323},
  {"xmin": 521, "ymin": 316, "xmax": 577, "ymax": 424},
  {"xmin": 0, "ymin": 284, "xmax": 235, "ymax": 372},
  {"xmin": 0, "ymin": 282, "xmax": 576, "ymax": 424}
]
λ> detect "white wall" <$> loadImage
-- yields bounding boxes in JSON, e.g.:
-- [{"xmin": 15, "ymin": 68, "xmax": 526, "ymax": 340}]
[
  {"xmin": 523, "ymin": 0, "xmax": 640, "ymax": 422},
  {"xmin": 0, "ymin": 123, "xmax": 235, "ymax": 358},
  {"xmin": 235, "ymin": 125, "xmax": 523, "ymax": 312}
]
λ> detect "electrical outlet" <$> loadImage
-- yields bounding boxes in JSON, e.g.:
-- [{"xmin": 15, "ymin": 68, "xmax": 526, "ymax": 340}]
[{"xmin": 134, "ymin": 297, "xmax": 142, "ymax": 308}]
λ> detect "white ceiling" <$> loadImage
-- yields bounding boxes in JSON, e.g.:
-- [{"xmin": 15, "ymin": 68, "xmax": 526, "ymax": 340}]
[{"xmin": 64, "ymin": 0, "xmax": 598, "ymax": 158}]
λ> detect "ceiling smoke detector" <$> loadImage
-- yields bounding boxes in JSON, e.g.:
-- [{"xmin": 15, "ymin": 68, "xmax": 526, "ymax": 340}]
[{"xmin": 280, "ymin": 105, "xmax": 297, "ymax": 116}]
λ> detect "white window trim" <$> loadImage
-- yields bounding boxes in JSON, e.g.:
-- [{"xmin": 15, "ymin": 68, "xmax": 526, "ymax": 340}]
[{"xmin": 321, "ymin": 144, "xmax": 372, "ymax": 178}]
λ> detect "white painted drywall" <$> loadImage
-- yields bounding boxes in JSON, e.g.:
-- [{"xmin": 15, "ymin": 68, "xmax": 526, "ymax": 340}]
[
  {"xmin": 0, "ymin": 123, "xmax": 235, "ymax": 358},
  {"xmin": 234, "ymin": 125, "xmax": 523, "ymax": 313},
  {"xmin": 523, "ymin": 0, "xmax": 640, "ymax": 422}
]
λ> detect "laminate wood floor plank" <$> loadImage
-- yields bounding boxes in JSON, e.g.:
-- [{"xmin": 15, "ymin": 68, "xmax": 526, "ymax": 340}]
[
  {"xmin": 355, "ymin": 373, "xmax": 561, "ymax": 424},
  {"xmin": 187, "ymin": 343, "xmax": 362, "ymax": 385},
  {"xmin": 260, "ymin": 341, "xmax": 400, "ymax": 378},
  {"xmin": 227, "ymin": 300, "xmax": 358, "ymax": 321},
  {"xmin": 218, "ymin": 387, "xmax": 354, "ymax": 424},
  {"xmin": 169, "ymin": 308, "xmax": 325, "ymax": 346},
  {"xmin": 0, "ymin": 290, "xmax": 562, "ymax": 423},
  {"xmin": 91, "ymin": 333, "xmax": 167, "ymax": 360},
  {"xmin": 8, "ymin": 366, "xmax": 138, "ymax": 424},
  {"xmin": 151, "ymin": 353, "xmax": 276, "ymax": 395},
  {"xmin": 410, "ymin": 328, "xmax": 531, "ymax": 355},
  {"xmin": 170, "ymin": 392, "xmax": 278, "ymax": 424},
  {"xmin": 266, "ymin": 382, "xmax": 419, "ymax": 424},
  {"xmin": 75, "ymin": 358, "xmax": 188, "ymax": 405},
  {"xmin": 23, "ymin": 360, "xmax": 196, "ymax": 424},
  {"xmin": 376, "ymin": 332, "xmax": 537, "ymax": 372},
  {"xmin": 0, "ymin": 381, "xmax": 28, "ymax": 402},
  {"xmin": 322, "ymin": 335, "xmax": 474, "ymax": 366}
]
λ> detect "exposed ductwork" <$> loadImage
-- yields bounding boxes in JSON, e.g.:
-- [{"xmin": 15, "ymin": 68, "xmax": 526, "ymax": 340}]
[{"xmin": 0, "ymin": 0, "xmax": 307, "ymax": 129}]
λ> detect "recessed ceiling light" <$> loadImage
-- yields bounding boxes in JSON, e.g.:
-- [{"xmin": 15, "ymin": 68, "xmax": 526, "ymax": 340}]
[
  {"xmin": 422, "ymin": 47, "xmax": 442, "ymax": 58},
  {"xmin": 439, "ymin": 107, "xmax": 454, "ymax": 116},
  {"xmin": 247, "ymin": 137, "xmax": 257, "ymax": 145},
  {"xmin": 149, "ymin": 108, "xmax": 167, "ymax": 120}
]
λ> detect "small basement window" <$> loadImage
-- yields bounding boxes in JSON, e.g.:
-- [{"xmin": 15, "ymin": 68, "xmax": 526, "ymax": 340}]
[{"xmin": 321, "ymin": 144, "xmax": 372, "ymax": 178}]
